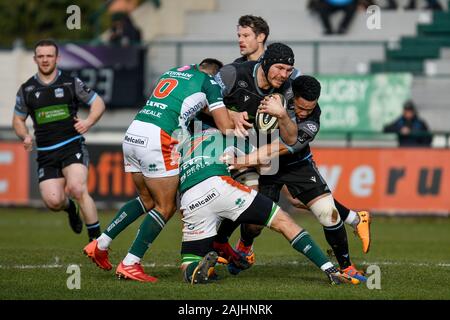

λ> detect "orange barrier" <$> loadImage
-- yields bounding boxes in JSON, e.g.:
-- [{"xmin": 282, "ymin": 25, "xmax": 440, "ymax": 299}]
[
  {"xmin": 0, "ymin": 143, "xmax": 29, "ymax": 205},
  {"xmin": 313, "ymin": 148, "xmax": 450, "ymax": 214}
]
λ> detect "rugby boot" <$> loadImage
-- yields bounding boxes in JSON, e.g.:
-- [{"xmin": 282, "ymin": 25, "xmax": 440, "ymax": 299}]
[
  {"xmin": 191, "ymin": 251, "xmax": 218, "ymax": 284},
  {"xmin": 340, "ymin": 264, "xmax": 367, "ymax": 282},
  {"xmin": 116, "ymin": 262, "xmax": 158, "ymax": 283},
  {"xmin": 325, "ymin": 266, "xmax": 360, "ymax": 285},
  {"xmin": 83, "ymin": 239, "xmax": 112, "ymax": 271},
  {"xmin": 228, "ymin": 239, "xmax": 255, "ymax": 275},
  {"xmin": 67, "ymin": 199, "xmax": 83, "ymax": 234}
]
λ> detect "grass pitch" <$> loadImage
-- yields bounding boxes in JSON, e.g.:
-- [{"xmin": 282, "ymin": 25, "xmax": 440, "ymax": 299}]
[{"xmin": 0, "ymin": 208, "xmax": 449, "ymax": 300}]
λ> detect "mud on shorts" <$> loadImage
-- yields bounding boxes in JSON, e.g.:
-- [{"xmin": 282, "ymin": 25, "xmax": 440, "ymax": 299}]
[
  {"xmin": 123, "ymin": 120, "xmax": 179, "ymax": 178},
  {"xmin": 37, "ymin": 137, "xmax": 89, "ymax": 183}
]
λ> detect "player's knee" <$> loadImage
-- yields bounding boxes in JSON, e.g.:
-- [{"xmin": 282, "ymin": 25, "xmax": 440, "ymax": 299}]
[
  {"xmin": 269, "ymin": 209, "xmax": 299, "ymax": 235},
  {"xmin": 138, "ymin": 194, "xmax": 154, "ymax": 211},
  {"xmin": 308, "ymin": 194, "xmax": 341, "ymax": 227},
  {"xmin": 66, "ymin": 183, "xmax": 86, "ymax": 201},
  {"xmin": 154, "ymin": 202, "xmax": 176, "ymax": 220},
  {"xmin": 43, "ymin": 196, "xmax": 65, "ymax": 211}
]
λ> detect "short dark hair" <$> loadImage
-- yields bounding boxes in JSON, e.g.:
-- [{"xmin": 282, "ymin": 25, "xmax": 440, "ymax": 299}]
[
  {"xmin": 199, "ymin": 58, "xmax": 224, "ymax": 75},
  {"xmin": 403, "ymin": 100, "xmax": 416, "ymax": 112},
  {"xmin": 292, "ymin": 75, "xmax": 321, "ymax": 101},
  {"xmin": 34, "ymin": 39, "xmax": 59, "ymax": 56},
  {"xmin": 238, "ymin": 15, "xmax": 270, "ymax": 44}
]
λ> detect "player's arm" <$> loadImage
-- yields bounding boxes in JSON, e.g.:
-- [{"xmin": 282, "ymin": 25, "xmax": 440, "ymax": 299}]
[
  {"xmin": 258, "ymin": 95, "xmax": 297, "ymax": 145},
  {"xmin": 224, "ymin": 139, "xmax": 290, "ymax": 170},
  {"xmin": 12, "ymin": 114, "xmax": 33, "ymax": 152},
  {"xmin": 73, "ymin": 77, "xmax": 106, "ymax": 134},
  {"xmin": 12, "ymin": 88, "xmax": 32, "ymax": 151},
  {"xmin": 282, "ymin": 120, "xmax": 319, "ymax": 153},
  {"xmin": 210, "ymin": 106, "xmax": 234, "ymax": 134}
]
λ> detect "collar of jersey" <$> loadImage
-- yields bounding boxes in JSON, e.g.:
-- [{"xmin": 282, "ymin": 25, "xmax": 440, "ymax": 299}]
[{"xmin": 34, "ymin": 69, "xmax": 62, "ymax": 87}]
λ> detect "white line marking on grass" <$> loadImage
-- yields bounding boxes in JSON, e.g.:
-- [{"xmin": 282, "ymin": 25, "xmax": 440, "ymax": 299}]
[{"xmin": 0, "ymin": 260, "xmax": 449, "ymax": 269}]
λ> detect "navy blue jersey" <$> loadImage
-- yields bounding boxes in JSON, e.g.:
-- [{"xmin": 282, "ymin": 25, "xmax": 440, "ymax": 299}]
[{"xmin": 14, "ymin": 70, "xmax": 97, "ymax": 150}]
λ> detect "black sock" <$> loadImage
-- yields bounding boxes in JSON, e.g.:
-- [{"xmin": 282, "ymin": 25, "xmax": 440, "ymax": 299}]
[
  {"xmin": 334, "ymin": 199, "xmax": 350, "ymax": 222},
  {"xmin": 86, "ymin": 221, "xmax": 101, "ymax": 241},
  {"xmin": 323, "ymin": 221, "xmax": 351, "ymax": 269},
  {"xmin": 240, "ymin": 224, "xmax": 262, "ymax": 247},
  {"xmin": 64, "ymin": 198, "xmax": 76, "ymax": 215},
  {"xmin": 215, "ymin": 219, "xmax": 240, "ymax": 243}
]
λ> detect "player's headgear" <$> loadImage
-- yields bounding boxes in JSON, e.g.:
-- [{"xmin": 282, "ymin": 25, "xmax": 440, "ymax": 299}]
[{"xmin": 261, "ymin": 43, "xmax": 295, "ymax": 77}]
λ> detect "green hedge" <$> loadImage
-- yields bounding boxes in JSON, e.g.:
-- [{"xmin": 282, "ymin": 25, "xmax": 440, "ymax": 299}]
[{"xmin": 0, "ymin": 0, "xmax": 111, "ymax": 48}]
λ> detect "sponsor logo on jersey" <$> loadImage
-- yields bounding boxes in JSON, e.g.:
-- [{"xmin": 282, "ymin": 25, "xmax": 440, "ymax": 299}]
[
  {"xmin": 164, "ymin": 70, "xmax": 193, "ymax": 80},
  {"xmin": 138, "ymin": 109, "xmax": 162, "ymax": 118},
  {"xmin": 238, "ymin": 80, "xmax": 248, "ymax": 88},
  {"xmin": 35, "ymin": 104, "xmax": 70, "ymax": 124},
  {"xmin": 187, "ymin": 188, "xmax": 219, "ymax": 212},
  {"xmin": 54, "ymin": 88, "xmax": 64, "ymax": 98},
  {"xmin": 180, "ymin": 101, "xmax": 205, "ymax": 122},
  {"xmin": 146, "ymin": 101, "xmax": 168, "ymax": 110},
  {"xmin": 24, "ymin": 85, "xmax": 35, "ymax": 92},
  {"xmin": 307, "ymin": 123, "xmax": 318, "ymax": 132},
  {"xmin": 123, "ymin": 133, "xmax": 148, "ymax": 147}
]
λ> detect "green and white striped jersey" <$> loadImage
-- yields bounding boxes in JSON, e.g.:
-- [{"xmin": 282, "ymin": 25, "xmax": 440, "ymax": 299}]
[{"xmin": 135, "ymin": 64, "xmax": 224, "ymax": 136}]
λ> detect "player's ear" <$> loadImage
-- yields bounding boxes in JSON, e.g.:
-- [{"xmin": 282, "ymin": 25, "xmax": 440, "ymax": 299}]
[{"xmin": 256, "ymin": 33, "xmax": 266, "ymax": 44}]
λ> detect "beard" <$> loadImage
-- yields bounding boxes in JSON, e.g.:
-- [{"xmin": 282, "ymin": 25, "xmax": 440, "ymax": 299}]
[
  {"xmin": 268, "ymin": 77, "xmax": 285, "ymax": 88},
  {"xmin": 38, "ymin": 64, "xmax": 56, "ymax": 76}
]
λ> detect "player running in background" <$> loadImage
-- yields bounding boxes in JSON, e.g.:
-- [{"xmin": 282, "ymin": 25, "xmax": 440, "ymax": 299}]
[
  {"xmin": 84, "ymin": 59, "xmax": 234, "ymax": 282},
  {"xmin": 177, "ymin": 128, "xmax": 359, "ymax": 286},
  {"xmin": 12, "ymin": 39, "xmax": 105, "ymax": 242}
]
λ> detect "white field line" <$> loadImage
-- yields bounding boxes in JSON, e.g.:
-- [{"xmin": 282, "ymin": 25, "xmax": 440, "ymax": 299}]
[{"xmin": 0, "ymin": 260, "xmax": 449, "ymax": 270}]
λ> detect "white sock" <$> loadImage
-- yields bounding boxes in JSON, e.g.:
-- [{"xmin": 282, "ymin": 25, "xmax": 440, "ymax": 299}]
[
  {"xmin": 320, "ymin": 262, "xmax": 334, "ymax": 271},
  {"xmin": 96, "ymin": 233, "xmax": 112, "ymax": 250},
  {"xmin": 345, "ymin": 211, "xmax": 359, "ymax": 227},
  {"xmin": 123, "ymin": 253, "xmax": 141, "ymax": 266}
]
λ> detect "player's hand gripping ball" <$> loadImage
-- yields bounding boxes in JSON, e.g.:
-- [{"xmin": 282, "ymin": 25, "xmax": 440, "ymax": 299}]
[{"xmin": 255, "ymin": 93, "xmax": 287, "ymax": 132}]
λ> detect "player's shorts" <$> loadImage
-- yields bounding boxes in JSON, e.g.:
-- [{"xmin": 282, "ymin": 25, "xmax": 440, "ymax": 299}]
[
  {"xmin": 36, "ymin": 137, "xmax": 89, "ymax": 183},
  {"xmin": 123, "ymin": 120, "xmax": 179, "ymax": 178},
  {"xmin": 259, "ymin": 158, "xmax": 330, "ymax": 205},
  {"xmin": 180, "ymin": 175, "xmax": 280, "ymax": 242}
]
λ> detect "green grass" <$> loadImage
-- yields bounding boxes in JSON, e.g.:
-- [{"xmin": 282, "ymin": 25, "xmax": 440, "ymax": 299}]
[{"xmin": 1, "ymin": 208, "xmax": 450, "ymax": 300}]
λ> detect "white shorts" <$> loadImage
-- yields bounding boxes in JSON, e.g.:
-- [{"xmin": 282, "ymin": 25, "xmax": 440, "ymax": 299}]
[
  {"xmin": 180, "ymin": 176, "xmax": 258, "ymax": 242},
  {"xmin": 123, "ymin": 120, "xmax": 179, "ymax": 178}
]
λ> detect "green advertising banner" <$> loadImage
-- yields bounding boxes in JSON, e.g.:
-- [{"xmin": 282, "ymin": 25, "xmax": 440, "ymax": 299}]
[{"xmin": 317, "ymin": 73, "xmax": 413, "ymax": 133}]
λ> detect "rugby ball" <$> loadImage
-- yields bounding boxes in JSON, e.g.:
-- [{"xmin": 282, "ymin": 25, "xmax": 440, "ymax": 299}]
[{"xmin": 255, "ymin": 93, "xmax": 287, "ymax": 132}]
